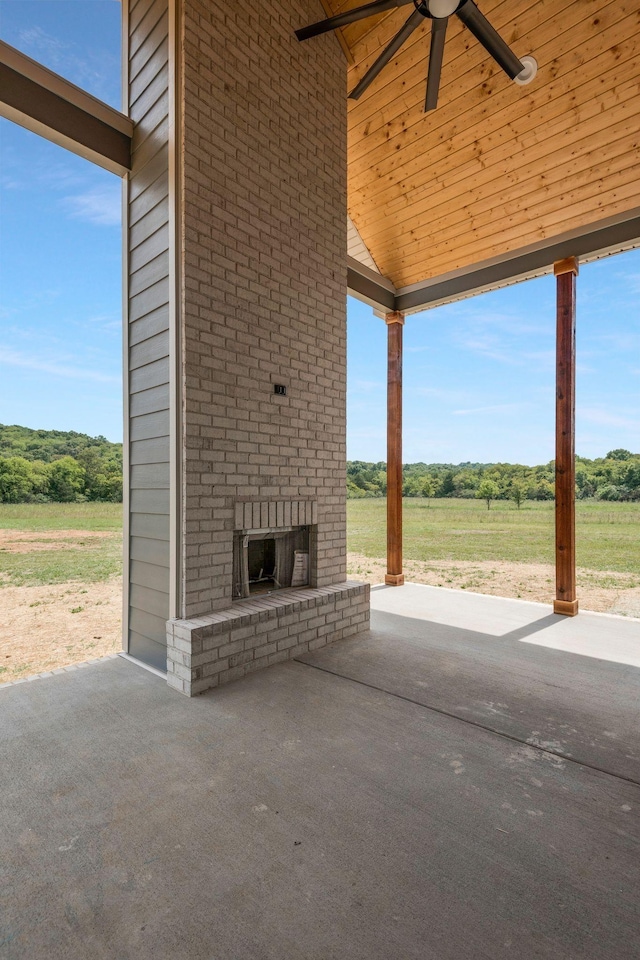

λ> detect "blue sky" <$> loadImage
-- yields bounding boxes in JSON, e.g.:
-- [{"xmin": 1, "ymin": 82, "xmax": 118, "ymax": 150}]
[
  {"xmin": 349, "ymin": 255, "xmax": 640, "ymax": 464},
  {"xmin": 1, "ymin": 1, "xmax": 639, "ymax": 463},
  {"xmin": 0, "ymin": 1, "xmax": 122, "ymax": 440}
]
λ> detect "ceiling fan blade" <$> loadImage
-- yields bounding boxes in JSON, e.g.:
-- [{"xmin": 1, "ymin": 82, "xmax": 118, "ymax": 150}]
[
  {"xmin": 456, "ymin": 0, "xmax": 523, "ymax": 80},
  {"xmin": 425, "ymin": 16, "xmax": 447, "ymax": 111},
  {"xmin": 349, "ymin": 7, "xmax": 425, "ymax": 100},
  {"xmin": 296, "ymin": 0, "xmax": 415, "ymax": 42}
]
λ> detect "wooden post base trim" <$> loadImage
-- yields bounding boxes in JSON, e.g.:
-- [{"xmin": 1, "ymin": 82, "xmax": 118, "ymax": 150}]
[
  {"xmin": 553, "ymin": 599, "xmax": 579, "ymax": 616},
  {"xmin": 385, "ymin": 574, "xmax": 405, "ymax": 586}
]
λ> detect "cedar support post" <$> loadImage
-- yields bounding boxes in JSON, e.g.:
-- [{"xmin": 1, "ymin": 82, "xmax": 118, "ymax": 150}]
[
  {"xmin": 554, "ymin": 257, "xmax": 579, "ymax": 616},
  {"xmin": 385, "ymin": 311, "xmax": 405, "ymax": 586}
]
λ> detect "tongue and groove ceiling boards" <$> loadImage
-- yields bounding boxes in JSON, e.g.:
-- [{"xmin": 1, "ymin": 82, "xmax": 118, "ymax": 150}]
[{"xmin": 326, "ymin": 0, "xmax": 640, "ymax": 309}]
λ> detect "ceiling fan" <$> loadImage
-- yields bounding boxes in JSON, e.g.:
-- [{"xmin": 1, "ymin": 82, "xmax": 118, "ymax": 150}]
[{"xmin": 295, "ymin": 0, "xmax": 537, "ymax": 112}]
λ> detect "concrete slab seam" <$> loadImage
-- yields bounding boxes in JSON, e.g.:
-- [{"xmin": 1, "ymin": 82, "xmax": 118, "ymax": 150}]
[{"xmin": 293, "ymin": 658, "xmax": 640, "ymax": 789}]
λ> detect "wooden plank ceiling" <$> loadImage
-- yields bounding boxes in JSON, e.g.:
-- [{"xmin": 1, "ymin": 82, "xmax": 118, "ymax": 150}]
[{"xmin": 324, "ymin": 0, "xmax": 640, "ymax": 289}]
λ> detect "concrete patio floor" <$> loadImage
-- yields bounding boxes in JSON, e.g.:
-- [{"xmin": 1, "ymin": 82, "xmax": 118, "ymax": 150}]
[{"xmin": 1, "ymin": 585, "xmax": 639, "ymax": 959}]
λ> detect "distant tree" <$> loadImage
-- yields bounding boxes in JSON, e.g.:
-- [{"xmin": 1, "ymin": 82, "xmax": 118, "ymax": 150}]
[
  {"xmin": 531, "ymin": 479, "xmax": 554, "ymax": 501},
  {"xmin": 440, "ymin": 471, "xmax": 456, "ymax": 497},
  {"xmin": 477, "ymin": 479, "xmax": 499, "ymax": 510},
  {"xmin": 0, "ymin": 423, "xmax": 122, "ymax": 466},
  {"xmin": 422, "ymin": 477, "xmax": 436, "ymax": 504},
  {"xmin": 510, "ymin": 480, "xmax": 526, "ymax": 509},
  {"xmin": 575, "ymin": 464, "xmax": 595, "ymax": 499},
  {"xmin": 0, "ymin": 457, "xmax": 34, "ymax": 503},
  {"xmin": 91, "ymin": 473, "xmax": 123, "ymax": 502},
  {"xmin": 47, "ymin": 457, "xmax": 86, "ymax": 502},
  {"xmin": 374, "ymin": 470, "xmax": 387, "ymax": 496},
  {"xmin": 346, "ymin": 478, "xmax": 367, "ymax": 499},
  {"xmin": 403, "ymin": 476, "xmax": 424, "ymax": 497},
  {"xmin": 598, "ymin": 484, "xmax": 623, "ymax": 501},
  {"xmin": 344, "ymin": 452, "xmax": 640, "ymax": 502},
  {"xmin": 622, "ymin": 460, "xmax": 640, "ymax": 492},
  {"xmin": 453, "ymin": 468, "xmax": 479, "ymax": 495}
]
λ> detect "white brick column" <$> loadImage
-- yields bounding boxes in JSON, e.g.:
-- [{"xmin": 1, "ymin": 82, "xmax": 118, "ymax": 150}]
[{"xmin": 164, "ymin": 0, "xmax": 370, "ymax": 694}]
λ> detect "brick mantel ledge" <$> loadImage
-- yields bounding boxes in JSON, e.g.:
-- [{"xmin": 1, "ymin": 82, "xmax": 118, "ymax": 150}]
[{"xmin": 167, "ymin": 581, "xmax": 369, "ymax": 696}]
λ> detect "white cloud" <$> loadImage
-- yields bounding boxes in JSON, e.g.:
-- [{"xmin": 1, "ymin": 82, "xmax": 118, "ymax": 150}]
[
  {"xmin": 85, "ymin": 314, "xmax": 122, "ymax": 333},
  {"xmin": 580, "ymin": 408, "xmax": 640, "ymax": 430},
  {"xmin": 576, "ymin": 361, "xmax": 596, "ymax": 375},
  {"xmin": 454, "ymin": 334, "xmax": 519, "ymax": 365},
  {"xmin": 452, "ymin": 403, "xmax": 526, "ymax": 417},
  {"xmin": 352, "ymin": 379, "xmax": 383, "ymax": 392},
  {"xmin": 0, "ymin": 173, "xmax": 22, "ymax": 191},
  {"xmin": 445, "ymin": 302, "xmax": 551, "ymax": 337},
  {"xmin": 523, "ymin": 348, "xmax": 555, "ymax": 364},
  {"xmin": 412, "ymin": 385, "xmax": 468, "ymax": 404},
  {"xmin": 0, "ymin": 347, "xmax": 119, "ymax": 385},
  {"xmin": 441, "ymin": 294, "xmax": 555, "ymax": 369},
  {"xmin": 18, "ymin": 26, "xmax": 67, "ymax": 65},
  {"xmin": 588, "ymin": 331, "xmax": 640, "ymax": 353},
  {"xmin": 62, "ymin": 185, "xmax": 121, "ymax": 226},
  {"xmin": 622, "ymin": 271, "xmax": 640, "ymax": 296},
  {"xmin": 16, "ymin": 25, "xmax": 120, "ymax": 104}
]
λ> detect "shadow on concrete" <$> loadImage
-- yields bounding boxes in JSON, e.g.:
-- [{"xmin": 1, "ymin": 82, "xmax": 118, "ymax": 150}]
[
  {"xmin": 298, "ymin": 607, "xmax": 640, "ymax": 784},
  {"xmin": 502, "ymin": 614, "xmax": 562, "ymax": 642}
]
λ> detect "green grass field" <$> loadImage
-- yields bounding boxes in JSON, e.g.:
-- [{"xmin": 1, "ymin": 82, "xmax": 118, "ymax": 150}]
[
  {"xmin": 1, "ymin": 499, "xmax": 638, "ymax": 590},
  {"xmin": 0, "ymin": 503, "xmax": 122, "ymax": 532},
  {"xmin": 0, "ymin": 503, "xmax": 123, "ymax": 587},
  {"xmin": 348, "ymin": 498, "xmax": 640, "ymax": 573}
]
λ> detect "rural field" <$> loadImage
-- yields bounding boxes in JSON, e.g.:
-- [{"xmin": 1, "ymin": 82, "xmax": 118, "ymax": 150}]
[
  {"xmin": 347, "ymin": 497, "xmax": 640, "ymax": 614},
  {"xmin": 0, "ymin": 503, "xmax": 122, "ymax": 684},
  {"xmin": 1, "ymin": 499, "xmax": 640, "ymax": 683}
]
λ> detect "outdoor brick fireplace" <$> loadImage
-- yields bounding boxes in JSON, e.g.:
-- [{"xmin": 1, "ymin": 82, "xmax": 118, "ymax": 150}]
[{"xmin": 167, "ymin": 498, "xmax": 369, "ymax": 696}]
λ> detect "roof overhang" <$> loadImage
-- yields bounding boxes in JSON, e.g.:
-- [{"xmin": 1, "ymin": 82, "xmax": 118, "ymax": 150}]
[
  {"xmin": 0, "ymin": 39, "xmax": 132, "ymax": 175},
  {"xmin": 2, "ymin": 2, "xmax": 639, "ymax": 316},
  {"xmin": 348, "ymin": 206, "xmax": 640, "ymax": 315},
  {"xmin": 336, "ymin": 0, "xmax": 640, "ymax": 313}
]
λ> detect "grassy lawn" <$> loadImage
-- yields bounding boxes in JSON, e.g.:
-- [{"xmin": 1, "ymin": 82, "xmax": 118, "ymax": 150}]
[
  {"xmin": 0, "ymin": 503, "xmax": 123, "ymax": 587},
  {"xmin": 348, "ymin": 498, "xmax": 640, "ymax": 574},
  {"xmin": 1, "ymin": 499, "xmax": 638, "ymax": 590},
  {"xmin": 0, "ymin": 502, "xmax": 122, "ymax": 532}
]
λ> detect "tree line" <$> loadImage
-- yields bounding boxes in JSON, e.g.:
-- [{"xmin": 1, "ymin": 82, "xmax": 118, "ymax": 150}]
[
  {"xmin": 2, "ymin": 423, "xmax": 638, "ymax": 506},
  {"xmin": 347, "ymin": 449, "xmax": 640, "ymax": 505},
  {"xmin": 0, "ymin": 424, "xmax": 122, "ymax": 503}
]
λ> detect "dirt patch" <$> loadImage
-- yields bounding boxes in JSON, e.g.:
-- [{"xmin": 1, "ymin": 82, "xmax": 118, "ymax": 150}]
[
  {"xmin": 0, "ymin": 529, "xmax": 114, "ymax": 554},
  {"xmin": 0, "ymin": 578, "xmax": 121, "ymax": 684},
  {"xmin": 2, "ymin": 555, "xmax": 639, "ymax": 686},
  {"xmin": 347, "ymin": 554, "xmax": 640, "ymax": 617}
]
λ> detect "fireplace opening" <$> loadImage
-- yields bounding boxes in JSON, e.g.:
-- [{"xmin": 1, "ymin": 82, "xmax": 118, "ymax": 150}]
[
  {"xmin": 248, "ymin": 538, "xmax": 277, "ymax": 591},
  {"xmin": 233, "ymin": 525, "xmax": 311, "ymax": 600}
]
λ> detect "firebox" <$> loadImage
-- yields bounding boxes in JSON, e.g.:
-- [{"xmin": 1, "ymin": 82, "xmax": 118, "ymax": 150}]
[
  {"xmin": 233, "ymin": 525, "xmax": 311, "ymax": 600},
  {"xmin": 248, "ymin": 537, "xmax": 276, "ymax": 587}
]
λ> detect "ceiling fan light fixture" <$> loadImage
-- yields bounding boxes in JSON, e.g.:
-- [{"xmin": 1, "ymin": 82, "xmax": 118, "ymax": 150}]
[
  {"xmin": 514, "ymin": 54, "xmax": 537, "ymax": 85},
  {"xmin": 425, "ymin": 0, "xmax": 459, "ymax": 17}
]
